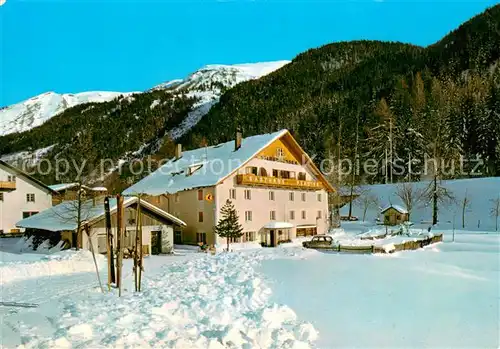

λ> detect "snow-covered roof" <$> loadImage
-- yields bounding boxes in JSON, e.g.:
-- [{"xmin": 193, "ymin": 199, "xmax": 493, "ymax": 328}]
[
  {"xmin": 381, "ymin": 204, "xmax": 408, "ymax": 214},
  {"xmin": 48, "ymin": 183, "xmax": 80, "ymax": 192},
  {"xmin": 123, "ymin": 130, "xmax": 289, "ymax": 196},
  {"xmin": 90, "ymin": 187, "xmax": 108, "ymax": 192},
  {"xmin": 263, "ymin": 222, "xmax": 294, "ymax": 229},
  {"xmin": 48, "ymin": 183, "xmax": 108, "ymax": 193},
  {"xmin": 16, "ymin": 197, "xmax": 186, "ymax": 232}
]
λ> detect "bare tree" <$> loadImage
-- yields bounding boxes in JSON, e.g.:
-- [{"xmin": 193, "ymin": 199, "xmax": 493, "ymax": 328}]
[
  {"xmin": 423, "ymin": 177, "xmax": 455, "ymax": 225},
  {"xmin": 490, "ymin": 195, "xmax": 500, "ymax": 231},
  {"xmin": 51, "ymin": 182, "xmax": 104, "ymax": 293},
  {"xmin": 356, "ymin": 190, "xmax": 380, "ymax": 222},
  {"xmin": 461, "ymin": 189, "xmax": 472, "ymax": 229},
  {"xmin": 395, "ymin": 182, "xmax": 424, "ymax": 221}
]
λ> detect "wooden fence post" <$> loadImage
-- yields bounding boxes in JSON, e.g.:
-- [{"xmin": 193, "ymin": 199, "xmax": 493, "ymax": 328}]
[
  {"xmin": 138, "ymin": 196, "xmax": 143, "ymax": 292},
  {"xmin": 116, "ymin": 194, "xmax": 124, "ymax": 297}
]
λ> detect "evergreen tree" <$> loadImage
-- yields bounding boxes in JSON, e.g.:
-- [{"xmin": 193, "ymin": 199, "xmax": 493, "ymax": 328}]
[{"xmin": 213, "ymin": 199, "xmax": 244, "ymax": 252}]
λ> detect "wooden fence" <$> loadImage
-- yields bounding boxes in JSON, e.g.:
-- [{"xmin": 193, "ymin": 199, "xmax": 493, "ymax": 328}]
[{"xmin": 316, "ymin": 234, "xmax": 443, "ymax": 255}]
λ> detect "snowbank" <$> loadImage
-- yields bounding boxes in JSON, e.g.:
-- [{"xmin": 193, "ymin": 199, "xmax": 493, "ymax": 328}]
[
  {"xmin": 17, "ymin": 250, "xmax": 318, "ymax": 348},
  {"xmin": 0, "ymin": 250, "xmax": 105, "ymax": 285}
]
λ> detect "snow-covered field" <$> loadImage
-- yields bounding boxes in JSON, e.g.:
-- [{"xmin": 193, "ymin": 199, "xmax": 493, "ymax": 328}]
[
  {"xmin": 1, "ymin": 226, "xmax": 498, "ymax": 348},
  {"xmin": 342, "ymin": 177, "xmax": 500, "ymax": 232}
]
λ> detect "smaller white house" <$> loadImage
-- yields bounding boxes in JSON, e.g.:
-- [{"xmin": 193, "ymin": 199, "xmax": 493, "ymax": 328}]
[
  {"xmin": 0, "ymin": 160, "xmax": 56, "ymax": 234},
  {"xmin": 16, "ymin": 196, "xmax": 186, "ymax": 255}
]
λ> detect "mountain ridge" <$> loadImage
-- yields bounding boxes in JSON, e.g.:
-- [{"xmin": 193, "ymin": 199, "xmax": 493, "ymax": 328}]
[{"xmin": 0, "ymin": 61, "xmax": 290, "ymax": 139}]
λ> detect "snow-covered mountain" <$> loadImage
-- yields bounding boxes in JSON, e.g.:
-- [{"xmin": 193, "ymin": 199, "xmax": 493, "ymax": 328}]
[
  {"xmin": 156, "ymin": 61, "xmax": 290, "ymax": 139},
  {"xmin": 153, "ymin": 61, "xmax": 290, "ymax": 92},
  {"xmin": 0, "ymin": 61, "xmax": 290, "ymax": 138},
  {"xmin": 0, "ymin": 91, "xmax": 129, "ymax": 136}
]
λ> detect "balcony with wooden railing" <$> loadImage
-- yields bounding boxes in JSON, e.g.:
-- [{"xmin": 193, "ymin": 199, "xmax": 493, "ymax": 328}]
[
  {"xmin": 236, "ymin": 174, "xmax": 322, "ymax": 190},
  {"xmin": 0, "ymin": 181, "xmax": 16, "ymax": 191}
]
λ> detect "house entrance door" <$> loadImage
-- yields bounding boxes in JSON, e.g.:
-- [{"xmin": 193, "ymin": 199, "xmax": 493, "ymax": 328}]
[
  {"xmin": 151, "ymin": 231, "xmax": 162, "ymax": 255},
  {"xmin": 270, "ymin": 230, "xmax": 276, "ymax": 247}
]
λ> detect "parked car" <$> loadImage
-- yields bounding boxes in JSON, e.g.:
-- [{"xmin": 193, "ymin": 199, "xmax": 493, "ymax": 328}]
[{"xmin": 302, "ymin": 235, "xmax": 334, "ymax": 249}]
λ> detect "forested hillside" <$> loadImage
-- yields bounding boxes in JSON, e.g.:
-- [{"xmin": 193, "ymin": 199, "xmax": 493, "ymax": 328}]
[
  {"xmin": 0, "ymin": 5, "xmax": 499, "ymax": 191},
  {"xmin": 182, "ymin": 4, "xmax": 500, "ymax": 182}
]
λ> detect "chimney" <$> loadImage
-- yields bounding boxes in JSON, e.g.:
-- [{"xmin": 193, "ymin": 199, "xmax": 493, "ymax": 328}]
[
  {"xmin": 175, "ymin": 144, "xmax": 182, "ymax": 160},
  {"xmin": 235, "ymin": 129, "xmax": 242, "ymax": 151}
]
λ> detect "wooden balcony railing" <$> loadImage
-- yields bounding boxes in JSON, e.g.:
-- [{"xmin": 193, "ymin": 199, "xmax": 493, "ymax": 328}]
[
  {"xmin": 236, "ymin": 174, "xmax": 322, "ymax": 190},
  {"xmin": 0, "ymin": 181, "xmax": 16, "ymax": 191}
]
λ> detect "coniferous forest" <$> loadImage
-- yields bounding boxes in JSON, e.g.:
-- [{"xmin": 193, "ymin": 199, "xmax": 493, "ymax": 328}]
[{"xmin": 0, "ymin": 5, "xmax": 499, "ymax": 191}]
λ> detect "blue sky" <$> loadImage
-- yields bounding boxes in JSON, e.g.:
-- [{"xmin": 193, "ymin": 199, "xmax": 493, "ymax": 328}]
[{"xmin": 0, "ymin": 0, "xmax": 498, "ymax": 106}]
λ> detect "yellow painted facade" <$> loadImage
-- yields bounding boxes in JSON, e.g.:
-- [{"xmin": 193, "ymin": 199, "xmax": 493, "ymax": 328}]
[{"xmin": 257, "ymin": 138, "xmax": 301, "ymax": 165}]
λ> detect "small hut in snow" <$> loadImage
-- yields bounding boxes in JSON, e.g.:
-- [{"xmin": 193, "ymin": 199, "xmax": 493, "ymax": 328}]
[{"xmin": 381, "ymin": 204, "xmax": 409, "ymax": 226}]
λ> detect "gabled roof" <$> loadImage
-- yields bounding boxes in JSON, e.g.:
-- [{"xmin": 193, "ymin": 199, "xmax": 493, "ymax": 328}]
[
  {"xmin": 16, "ymin": 197, "xmax": 186, "ymax": 232},
  {"xmin": 0, "ymin": 160, "xmax": 57, "ymax": 194},
  {"xmin": 123, "ymin": 129, "xmax": 334, "ymax": 196},
  {"xmin": 381, "ymin": 204, "xmax": 408, "ymax": 214}
]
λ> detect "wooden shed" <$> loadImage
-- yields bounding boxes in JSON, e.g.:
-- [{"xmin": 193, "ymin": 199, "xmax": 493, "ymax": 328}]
[{"xmin": 381, "ymin": 205, "xmax": 409, "ymax": 226}]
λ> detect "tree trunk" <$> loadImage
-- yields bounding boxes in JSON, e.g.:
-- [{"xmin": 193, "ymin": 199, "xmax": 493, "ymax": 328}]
[
  {"xmin": 432, "ymin": 175, "xmax": 438, "ymax": 225},
  {"xmin": 76, "ymin": 189, "xmax": 82, "ymax": 251},
  {"xmin": 348, "ymin": 184, "xmax": 354, "ymax": 219},
  {"xmin": 226, "ymin": 238, "xmax": 230, "ymax": 253}
]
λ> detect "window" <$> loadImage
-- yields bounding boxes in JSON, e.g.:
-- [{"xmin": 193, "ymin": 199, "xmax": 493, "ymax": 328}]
[
  {"xmin": 26, "ymin": 193, "xmax": 35, "ymax": 202},
  {"xmin": 229, "ymin": 236, "xmax": 241, "ymax": 243},
  {"xmin": 289, "ymin": 192, "xmax": 294, "ymax": 201},
  {"xmin": 245, "ymin": 232, "xmax": 256, "ymax": 242},
  {"xmin": 245, "ymin": 211, "xmax": 252, "ymax": 222},
  {"xmin": 22, "ymin": 211, "xmax": 38, "ymax": 219},
  {"xmin": 244, "ymin": 190, "xmax": 251, "ymax": 200},
  {"xmin": 246, "ymin": 166, "xmax": 258, "ymax": 175},
  {"xmin": 272, "ymin": 169, "xmax": 279, "ymax": 178},
  {"xmin": 175, "ymin": 194, "xmax": 180, "ymax": 203},
  {"xmin": 302, "ymin": 210, "xmax": 306, "ymax": 219},
  {"xmin": 196, "ymin": 232, "xmax": 207, "ymax": 244},
  {"xmin": 317, "ymin": 193, "xmax": 322, "ymax": 202},
  {"xmin": 276, "ymin": 147, "xmax": 284, "ymax": 158},
  {"xmin": 290, "ymin": 210, "xmax": 295, "ymax": 220},
  {"xmin": 270, "ymin": 211, "xmax": 276, "ymax": 220},
  {"xmin": 259, "ymin": 168, "xmax": 268, "ymax": 176},
  {"xmin": 317, "ymin": 211, "xmax": 322, "ymax": 219},
  {"xmin": 198, "ymin": 189, "xmax": 203, "ymax": 201},
  {"xmin": 229, "ymin": 189, "xmax": 236, "ymax": 200},
  {"xmin": 0, "ymin": 193, "xmax": 3, "ymax": 201},
  {"xmin": 301, "ymin": 193, "xmax": 306, "ymax": 202},
  {"xmin": 7, "ymin": 175, "xmax": 16, "ymax": 182},
  {"xmin": 198, "ymin": 211, "xmax": 204, "ymax": 222},
  {"xmin": 281, "ymin": 170, "xmax": 291, "ymax": 179},
  {"xmin": 269, "ymin": 191, "xmax": 275, "ymax": 201},
  {"xmin": 298, "ymin": 172, "xmax": 306, "ymax": 180}
]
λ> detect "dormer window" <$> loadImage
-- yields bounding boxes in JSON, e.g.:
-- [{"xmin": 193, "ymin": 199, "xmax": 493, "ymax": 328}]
[{"xmin": 187, "ymin": 164, "xmax": 203, "ymax": 176}]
